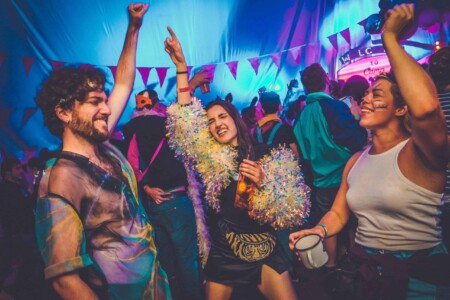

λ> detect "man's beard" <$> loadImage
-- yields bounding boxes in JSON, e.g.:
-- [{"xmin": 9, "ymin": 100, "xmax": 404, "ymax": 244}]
[{"xmin": 70, "ymin": 113, "xmax": 110, "ymax": 144}]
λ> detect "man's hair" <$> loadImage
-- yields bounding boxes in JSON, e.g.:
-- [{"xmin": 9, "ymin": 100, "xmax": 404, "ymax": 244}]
[
  {"xmin": 301, "ymin": 63, "xmax": 328, "ymax": 94},
  {"xmin": 205, "ymin": 100, "xmax": 255, "ymax": 160},
  {"xmin": 342, "ymin": 75, "xmax": 370, "ymax": 105},
  {"xmin": 429, "ymin": 47, "xmax": 450, "ymax": 90},
  {"xmin": 259, "ymin": 91, "xmax": 280, "ymax": 115},
  {"xmin": 241, "ymin": 106, "xmax": 257, "ymax": 130},
  {"xmin": 1, "ymin": 155, "xmax": 20, "ymax": 178},
  {"xmin": 136, "ymin": 89, "xmax": 159, "ymax": 111},
  {"xmin": 35, "ymin": 67, "xmax": 106, "ymax": 138}
]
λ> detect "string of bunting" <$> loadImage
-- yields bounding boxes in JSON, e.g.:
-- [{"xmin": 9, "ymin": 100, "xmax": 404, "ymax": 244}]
[{"xmin": 0, "ymin": 16, "xmax": 375, "ymax": 89}]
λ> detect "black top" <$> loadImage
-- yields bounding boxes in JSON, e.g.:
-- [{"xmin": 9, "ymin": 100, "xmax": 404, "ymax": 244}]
[
  {"xmin": 122, "ymin": 115, "xmax": 188, "ymax": 191},
  {"xmin": 214, "ymin": 143, "xmax": 273, "ymax": 233}
]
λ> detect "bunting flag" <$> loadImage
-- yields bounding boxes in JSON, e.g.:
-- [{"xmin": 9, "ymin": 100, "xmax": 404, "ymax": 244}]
[
  {"xmin": 226, "ymin": 61, "xmax": 238, "ymax": 79},
  {"xmin": 0, "ymin": 53, "xmax": 5, "ymax": 67},
  {"xmin": 424, "ymin": 22, "xmax": 440, "ymax": 34},
  {"xmin": 108, "ymin": 65, "xmax": 118, "ymax": 80},
  {"xmin": 137, "ymin": 67, "xmax": 152, "ymax": 86},
  {"xmin": 340, "ymin": 28, "xmax": 351, "ymax": 46},
  {"xmin": 358, "ymin": 18, "xmax": 369, "ymax": 31},
  {"xmin": 21, "ymin": 56, "xmax": 35, "ymax": 76},
  {"xmin": 202, "ymin": 64, "xmax": 216, "ymax": 82},
  {"xmin": 187, "ymin": 66, "xmax": 193, "ymax": 79},
  {"xmin": 155, "ymin": 67, "xmax": 169, "ymax": 87},
  {"xmin": 50, "ymin": 60, "xmax": 65, "ymax": 71},
  {"xmin": 327, "ymin": 33, "xmax": 339, "ymax": 50},
  {"xmin": 289, "ymin": 47, "xmax": 301, "ymax": 64},
  {"xmin": 248, "ymin": 57, "xmax": 260, "ymax": 75},
  {"xmin": 8, "ymin": 14, "xmax": 373, "ymax": 86},
  {"xmin": 20, "ymin": 107, "xmax": 37, "ymax": 129},
  {"xmin": 270, "ymin": 53, "xmax": 282, "ymax": 69}
]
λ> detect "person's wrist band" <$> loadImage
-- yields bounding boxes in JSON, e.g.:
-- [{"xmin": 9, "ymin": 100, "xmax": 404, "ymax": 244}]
[
  {"xmin": 176, "ymin": 70, "xmax": 188, "ymax": 74},
  {"xmin": 179, "ymin": 102, "xmax": 194, "ymax": 107},
  {"xmin": 177, "ymin": 86, "xmax": 191, "ymax": 93},
  {"xmin": 318, "ymin": 223, "xmax": 328, "ymax": 239}
]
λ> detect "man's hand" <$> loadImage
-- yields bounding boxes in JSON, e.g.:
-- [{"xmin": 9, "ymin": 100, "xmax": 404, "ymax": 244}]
[
  {"xmin": 382, "ymin": 4, "xmax": 414, "ymax": 40},
  {"xmin": 188, "ymin": 70, "xmax": 211, "ymax": 91},
  {"xmin": 164, "ymin": 26, "xmax": 186, "ymax": 68},
  {"xmin": 128, "ymin": 3, "xmax": 149, "ymax": 29},
  {"xmin": 144, "ymin": 186, "xmax": 171, "ymax": 204}
]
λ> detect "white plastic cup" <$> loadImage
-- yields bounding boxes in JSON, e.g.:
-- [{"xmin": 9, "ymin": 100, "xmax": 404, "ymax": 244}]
[{"xmin": 294, "ymin": 234, "xmax": 328, "ymax": 269}]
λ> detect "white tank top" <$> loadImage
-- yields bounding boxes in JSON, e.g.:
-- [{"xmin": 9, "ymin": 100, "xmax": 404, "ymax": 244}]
[{"xmin": 347, "ymin": 139, "xmax": 443, "ymax": 251}]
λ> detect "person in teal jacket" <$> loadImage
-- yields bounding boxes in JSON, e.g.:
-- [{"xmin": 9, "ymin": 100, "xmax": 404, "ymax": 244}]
[{"xmin": 293, "ymin": 63, "xmax": 367, "ymax": 268}]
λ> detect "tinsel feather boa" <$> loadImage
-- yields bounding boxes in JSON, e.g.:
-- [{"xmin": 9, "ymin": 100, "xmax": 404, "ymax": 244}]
[{"xmin": 166, "ymin": 97, "xmax": 311, "ymax": 230}]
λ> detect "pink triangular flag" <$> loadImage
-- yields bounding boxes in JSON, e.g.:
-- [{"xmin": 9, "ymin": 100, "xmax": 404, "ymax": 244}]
[
  {"xmin": 187, "ymin": 66, "xmax": 193, "ymax": 79},
  {"xmin": 358, "ymin": 18, "xmax": 368, "ymax": 30},
  {"xmin": 50, "ymin": 60, "xmax": 65, "ymax": 71},
  {"xmin": 80, "ymin": 63, "xmax": 93, "ymax": 70},
  {"xmin": 138, "ymin": 67, "xmax": 152, "ymax": 85},
  {"xmin": 156, "ymin": 67, "xmax": 169, "ymax": 87},
  {"xmin": 0, "ymin": 53, "xmax": 5, "ymax": 67},
  {"xmin": 20, "ymin": 107, "xmax": 37, "ymax": 128},
  {"xmin": 21, "ymin": 56, "xmax": 35, "ymax": 76},
  {"xmin": 203, "ymin": 64, "xmax": 216, "ymax": 82},
  {"xmin": 108, "ymin": 66, "xmax": 118, "ymax": 80},
  {"xmin": 226, "ymin": 61, "xmax": 238, "ymax": 80},
  {"xmin": 340, "ymin": 28, "xmax": 351, "ymax": 46},
  {"xmin": 248, "ymin": 57, "xmax": 260, "ymax": 75},
  {"xmin": 289, "ymin": 47, "xmax": 301, "ymax": 64},
  {"xmin": 270, "ymin": 53, "xmax": 282, "ymax": 69},
  {"xmin": 327, "ymin": 33, "xmax": 339, "ymax": 50},
  {"xmin": 424, "ymin": 23, "xmax": 440, "ymax": 34}
]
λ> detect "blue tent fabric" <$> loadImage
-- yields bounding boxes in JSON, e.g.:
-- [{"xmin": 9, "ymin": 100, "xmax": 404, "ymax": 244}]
[{"xmin": 0, "ymin": 0, "xmax": 445, "ymax": 157}]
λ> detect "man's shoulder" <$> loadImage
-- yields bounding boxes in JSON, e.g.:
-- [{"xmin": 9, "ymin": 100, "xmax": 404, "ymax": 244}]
[{"xmin": 46, "ymin": 153, "xmax": 90, "ymax": 181}]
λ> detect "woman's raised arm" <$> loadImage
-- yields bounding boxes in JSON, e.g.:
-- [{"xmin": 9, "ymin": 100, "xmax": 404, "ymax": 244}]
[{"xmin": 164, "ymin": 26, "xmax": 191, "ymax": 105}]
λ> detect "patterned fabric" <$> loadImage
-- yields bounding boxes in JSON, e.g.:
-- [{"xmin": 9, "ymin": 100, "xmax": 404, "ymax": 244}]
[{"xmin": 35, "ymin": 143, "xmax": 171, "ymax": 300}]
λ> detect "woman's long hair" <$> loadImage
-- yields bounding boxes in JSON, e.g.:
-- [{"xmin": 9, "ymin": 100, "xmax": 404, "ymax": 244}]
[{"xmin": 205, "ymin": 100, "xmax": 255, "ymax": 160}]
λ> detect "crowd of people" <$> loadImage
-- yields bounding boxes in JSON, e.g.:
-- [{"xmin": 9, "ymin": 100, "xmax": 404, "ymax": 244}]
[{"xmin": 0, "ymin": 3, "xmax": 449, "ymax": 300}]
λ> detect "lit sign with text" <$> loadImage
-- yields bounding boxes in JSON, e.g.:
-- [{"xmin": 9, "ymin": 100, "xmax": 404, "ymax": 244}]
[{"xmin": 337, "ymin": 55, "xmax": 391, "ymax": 82}]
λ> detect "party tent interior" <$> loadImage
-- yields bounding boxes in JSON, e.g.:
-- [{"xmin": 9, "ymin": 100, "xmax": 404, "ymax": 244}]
[{"xmin": 0, "ymin": 0, "xmax": 448, "ymax": 158}]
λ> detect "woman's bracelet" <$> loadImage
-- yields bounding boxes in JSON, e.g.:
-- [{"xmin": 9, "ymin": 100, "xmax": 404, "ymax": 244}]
[
  {"xmin": 177, "ymin": 86, "xmax": 191, "ymax": 93},
  {"xmin": 176, "ymin": 70, "xmax": 188, "ymax": 74},
  {"xmin": 317, "ymin": 223, "xmax": 328, "ymax": 239}
]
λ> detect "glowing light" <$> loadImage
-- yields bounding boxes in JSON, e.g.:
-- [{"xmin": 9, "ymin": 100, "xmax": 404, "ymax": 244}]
[{"xmin": 337, "ymin": 55, "xmax": 391, "ymax": 82}]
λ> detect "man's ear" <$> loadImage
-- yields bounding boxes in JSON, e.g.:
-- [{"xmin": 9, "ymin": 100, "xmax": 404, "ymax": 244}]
[
  {"xmin": 395, "ymin": 105, "xmax": 408, "ymax": 117},
  {"xmin": 55, "ymin": 105, "xmax": 72, "ymax": 124}
]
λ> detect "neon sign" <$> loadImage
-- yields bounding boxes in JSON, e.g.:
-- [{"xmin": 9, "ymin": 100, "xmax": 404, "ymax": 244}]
[
  {"xmin": 339, "ymin": 46, "xmax": 386, "ymax": 65},
  {"xmin": 337, "ymin": 55, "xmax": 391, "ymax": 82},
  {"xmin": 338, "ymin": 52, "xmax": 430, "ymax": 82}
]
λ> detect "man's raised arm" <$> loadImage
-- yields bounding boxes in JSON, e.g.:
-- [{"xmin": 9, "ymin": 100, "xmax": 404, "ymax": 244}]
[{"xmin": 108, "ymin": 3, "xmax": 148, "ymax": 132}]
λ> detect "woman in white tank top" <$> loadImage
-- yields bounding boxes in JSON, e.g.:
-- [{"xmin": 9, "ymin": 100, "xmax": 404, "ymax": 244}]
[{"xmin": 289, "ymin": 4, "xmax": 449, "ymax": 299}]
